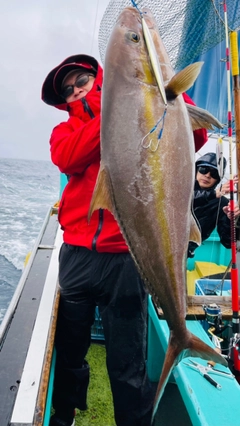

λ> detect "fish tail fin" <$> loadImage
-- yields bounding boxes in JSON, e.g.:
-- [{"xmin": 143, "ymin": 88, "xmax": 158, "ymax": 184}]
[
  {"xmin": 151, "ymin": 332, "xmax": 184, "ymax": 422},
  {"xmin": 186, "ymin": 331, "xmax": 227, "ymax": 366},
  {"xmin": 151, "ymin": 330, "xmax": 227, "ymax": 423}
]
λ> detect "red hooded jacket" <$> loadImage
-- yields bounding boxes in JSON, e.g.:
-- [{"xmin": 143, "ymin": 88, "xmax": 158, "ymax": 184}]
[
  {"xmin": 43, "ymin": 57, "xmax": 128, "ymax": 252},
  {"xmin": 182, "ymin": 92, "xmax": 208, "ymax": 152},
  {"xmin": 42, "ymin": 55, "xmax": 207, "ymax": 252}
]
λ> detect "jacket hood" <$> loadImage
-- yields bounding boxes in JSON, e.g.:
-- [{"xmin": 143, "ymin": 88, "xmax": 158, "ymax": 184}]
[
  {"xmin": 41, "ymin": 54, "xmax": 100, "ymax": 110},
  {"xmin": 196, "ymin": 152, "xmax": 226, "ymax": 171},
  {"xmin": 195, "ymin": 152, "xmax": 227, "ymax": 185}
]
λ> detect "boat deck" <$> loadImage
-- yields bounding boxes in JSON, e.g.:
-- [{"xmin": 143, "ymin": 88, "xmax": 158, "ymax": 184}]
[
  {"xmin": 1, "ymin": 206, "xmax": 240, "ymax": 426},
  {"xmin": 0, "ymin": 208, "xmax": 60, "ymax": 426},
  {"xmin": 148, "ymin": 298, "xmax": 240, "ymax": 426}
]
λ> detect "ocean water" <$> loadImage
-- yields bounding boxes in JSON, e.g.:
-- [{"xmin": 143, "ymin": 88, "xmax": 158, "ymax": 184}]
[{"xmin": 0, "ymin": 158, "xmax": 59, "ymax": 324}]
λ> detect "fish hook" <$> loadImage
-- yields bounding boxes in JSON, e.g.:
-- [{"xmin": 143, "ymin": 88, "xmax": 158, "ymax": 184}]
[{"xmin": 142, "ymin": 108, "xmax": 167, "ymax": 152}]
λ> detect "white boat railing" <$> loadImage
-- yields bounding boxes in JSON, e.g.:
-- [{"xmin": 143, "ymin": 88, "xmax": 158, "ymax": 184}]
[
  {"xmin": 10, "ymin": 223, "xmax": 62, "ymax": 425},
  {"xmin": 0, "ymin": 207, "xmax": 54, "ymax": 342}
]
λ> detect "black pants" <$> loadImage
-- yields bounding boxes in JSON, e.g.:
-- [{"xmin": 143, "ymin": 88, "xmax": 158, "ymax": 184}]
[{"xmin": 52, "ymin": 243, "xmax": 153, "ymax": 426}]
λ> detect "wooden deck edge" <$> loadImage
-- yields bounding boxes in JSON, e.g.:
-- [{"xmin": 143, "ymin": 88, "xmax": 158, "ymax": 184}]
[
  {"xmin": 34, "ymin": 290, "xmax": 60, "ymax": 426},
  {"xmin": 155, "ymin": 295, "xmax": 240, "ymax": 320}
]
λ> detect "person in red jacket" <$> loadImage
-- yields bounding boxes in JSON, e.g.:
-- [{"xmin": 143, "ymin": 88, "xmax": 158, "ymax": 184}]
[
  {"xmin": 42, "ymin": 54, "xmax": 208, "ymax": 426},
  {"xmin": 42, "ymin": 54, "xmax": 154, "ymax": 426}
]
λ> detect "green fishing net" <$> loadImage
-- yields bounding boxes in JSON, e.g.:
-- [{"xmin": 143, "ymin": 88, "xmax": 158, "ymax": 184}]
[{"xmin": 98, "ymin": 0, "xmax": 240, "ymax": 70}]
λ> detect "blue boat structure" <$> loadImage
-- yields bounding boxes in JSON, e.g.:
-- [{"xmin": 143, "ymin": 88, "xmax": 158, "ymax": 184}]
[{"xmin": 1, "ymin": 1, "xmax": 240, "ymax": 425}]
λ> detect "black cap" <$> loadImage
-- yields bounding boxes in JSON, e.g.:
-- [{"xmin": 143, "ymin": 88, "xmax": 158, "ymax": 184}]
[{"xmin": 42, "ymin": 54, "xmax": 98, "ymax": 106}]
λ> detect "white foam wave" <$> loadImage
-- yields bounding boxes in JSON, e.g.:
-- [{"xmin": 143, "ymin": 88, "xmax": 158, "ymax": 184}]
[{"xmin": 0, "ymin": 158, "xmax": 59, "ymax": 271}]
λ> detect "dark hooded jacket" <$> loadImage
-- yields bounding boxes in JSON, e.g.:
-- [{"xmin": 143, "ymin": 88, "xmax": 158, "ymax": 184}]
[{"xmin": 193, "ymin": 153, "xmax": 231, "ymax": 249}]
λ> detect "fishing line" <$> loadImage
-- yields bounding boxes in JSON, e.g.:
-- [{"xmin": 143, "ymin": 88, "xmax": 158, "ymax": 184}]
[
  {"xmin": 214, "ymin": 1, "xmax": 224, "ymax": 135},
  {"xmin": 210, "ymin": 259, "xmax": 232, "ymax": 295},
  {"xmin": 206, "ymin": 3, "xmax": 226, "ymax": 273},
  {"xmin": 205, "ymin": 192, "xmax": 225, "ymax": 271},
  {"xmin": 90, "ymin": 0, "xmax": 100, "ymax": 55},
  {"xmin": 195, "ymin": 147, "xmax": 229, "ymax": 280},
  {"xmin": 131, "ymin": 0, "xmax": 142, "ymax": 15},
  {"xmin": 223, "ymin": 0, "xmax": 239, "ymax": 319},
  {"xmin": 141, "ymin": 109, "xmax": 167, "ymax": 151}
]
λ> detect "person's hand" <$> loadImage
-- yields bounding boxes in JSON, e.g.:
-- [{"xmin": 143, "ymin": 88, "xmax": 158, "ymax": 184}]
[
  {"xmin": 223, "ymin": 202, "xmax": 240, "ymax": 219},
  {"xmin": 216, "ymin": 175, "xmax": 238, "ymax": 197}
]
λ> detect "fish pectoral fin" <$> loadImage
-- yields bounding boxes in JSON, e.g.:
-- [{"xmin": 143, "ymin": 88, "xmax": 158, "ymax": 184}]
[
  {"xmin": 187, "ymin": 103, "xmax": 224, "ymax": 130},
  {"xmin": 189, "ymin": 214, "xmax": 201, "ymax": 246},
  {"xmin": 165, "ymin": 62, "xmax": 204, "ymax": 100},
  {"xmin": 88, "ymin": 167, "xmax": 114, "ymax": 222}
]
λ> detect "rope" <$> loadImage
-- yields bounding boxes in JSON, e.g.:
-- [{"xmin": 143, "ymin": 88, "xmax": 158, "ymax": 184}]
[{"xmin": 90, "ymin": 0, "xmax": 100, "ymax": 55}]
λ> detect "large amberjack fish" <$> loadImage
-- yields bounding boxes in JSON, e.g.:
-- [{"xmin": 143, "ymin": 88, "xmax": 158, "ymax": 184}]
[{"xmin": 89, "ymin": 5, "xmax": 226, "ymax": 420}]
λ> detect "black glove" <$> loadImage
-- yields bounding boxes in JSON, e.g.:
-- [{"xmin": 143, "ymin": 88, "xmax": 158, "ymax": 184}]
[{"xmin": 187, "ymin": 242, "xmax": 198, "ymax": 258}]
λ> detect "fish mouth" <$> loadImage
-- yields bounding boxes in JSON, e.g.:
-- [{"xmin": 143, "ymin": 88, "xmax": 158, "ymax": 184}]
[
  {"xmin": 124, "ymin": 6, "xmax": 155, "ymax": 28},
  {"xmin": 125, "ymin": 6, "xmax": 138, "ymax": 12},
  {"xmin": 117, "ymin": 6, "xmax": 142, "ymax": 26}
]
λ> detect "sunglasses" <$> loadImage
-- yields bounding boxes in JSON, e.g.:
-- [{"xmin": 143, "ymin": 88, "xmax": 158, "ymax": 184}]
[
  {"xmin": 198, "ymin": 166, "xmax": 219, "ymax": 179},
  {"xmin": 61, "ymin": 74, "xmax": 94, "ymax": 99}
]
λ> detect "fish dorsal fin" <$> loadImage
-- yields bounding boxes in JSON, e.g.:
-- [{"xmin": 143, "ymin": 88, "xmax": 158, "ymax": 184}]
[
  {"xmin": 189, "ymin": 214, "xmax": 201, "ymax": 246},
  {"xmin": 186, "ymin": 103, "xmax": 224, "ymax": 131},
  {"xmin": 88, "ymin": 167, "xmax": 114, "ymax": 222},
  {"xmin": 165, "ymin": 62, "xmax": 204, "ymax": 100}
]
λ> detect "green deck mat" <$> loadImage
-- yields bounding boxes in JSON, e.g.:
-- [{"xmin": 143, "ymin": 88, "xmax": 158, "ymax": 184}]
[{"xmin": 74, "ymin": 343, "xmax": 115, "ymax": 426}]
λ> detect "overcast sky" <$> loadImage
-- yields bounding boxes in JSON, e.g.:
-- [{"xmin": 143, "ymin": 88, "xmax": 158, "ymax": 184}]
[{"xmin": 0, "ymin": 0, "xmax": 110, "ymax": 161}]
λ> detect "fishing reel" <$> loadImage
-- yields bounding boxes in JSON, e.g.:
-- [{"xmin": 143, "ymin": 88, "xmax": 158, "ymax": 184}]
[
  {"xmin": 202, "ymin": 304, "xmax": 225, "ymax": 351},
  {"xmin": 203, "ymin": 303, "xmax": 223, "ymax": 330}
]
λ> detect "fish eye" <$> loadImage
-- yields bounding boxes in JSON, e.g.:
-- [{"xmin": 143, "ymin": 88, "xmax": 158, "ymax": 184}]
[{"xmin": 127, "ymin": 32, "xmax": 140, "ymax": 43}]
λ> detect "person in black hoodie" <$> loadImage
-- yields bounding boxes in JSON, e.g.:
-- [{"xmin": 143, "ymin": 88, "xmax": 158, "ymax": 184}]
[{"xmin": 188, "ymin": 152, "xmax": 239, "ymax": 258}]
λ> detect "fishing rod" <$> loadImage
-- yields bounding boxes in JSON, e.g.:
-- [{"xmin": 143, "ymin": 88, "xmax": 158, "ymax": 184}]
[
  {"xmin": 230, "ymin": 31, "xmax": 240, "ymax": 211},
  {"xmin": 223, "ymin": 0, "xmax": 240, "ymax": 372}
]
